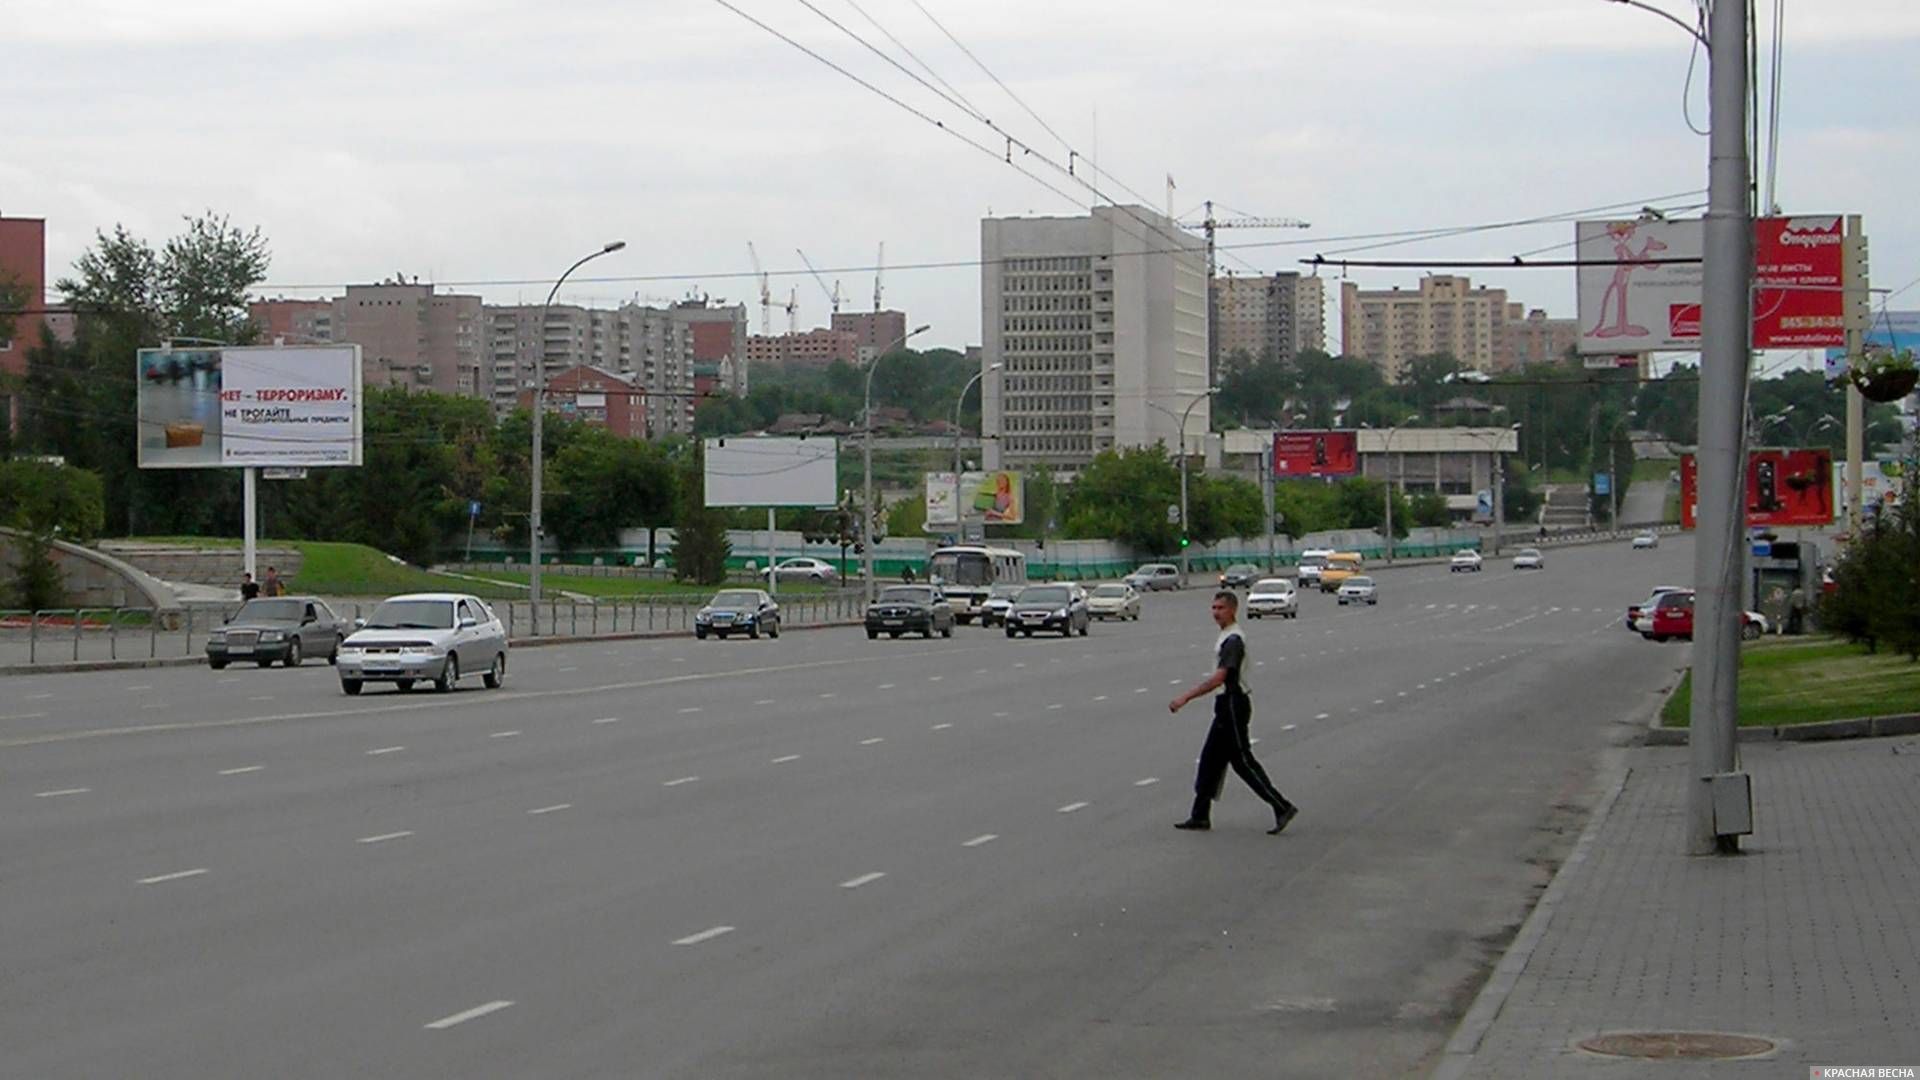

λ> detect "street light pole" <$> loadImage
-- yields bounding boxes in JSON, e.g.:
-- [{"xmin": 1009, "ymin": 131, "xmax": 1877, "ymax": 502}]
[
  {"xmin": 952, "ymin": 362, "xmax": 1002, "ymax": 541},
  {"xmin": 530, "ymin": 241, "xmax": 625, "ymax": 633},
  {"xmin": 862, "ymin": 324, "xmax": 931, "ymax": 602},
  {"xmin": 1374, "ymin": 414, "xmax": 1418, "ymax": 562},
  {"xmin": 1151, "ymin": 388, "xmax": 1220, "ymax": 587}
]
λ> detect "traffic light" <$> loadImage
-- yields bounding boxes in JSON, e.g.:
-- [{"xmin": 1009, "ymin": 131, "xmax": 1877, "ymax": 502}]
[{"xmin": 1179, "ymin": 535, "xmax": 1190, "ymax": 549}]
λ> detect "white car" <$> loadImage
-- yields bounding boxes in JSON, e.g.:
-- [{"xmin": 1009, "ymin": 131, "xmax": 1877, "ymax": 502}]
[
  {"xmin": 763, "ymin": 557, "xmax": 839, "ymax": 583},
  {"xmin": 1245, "ymin": 578, "xmax": 1299, "ymax": 620},
  {"xmin": 1337, "ymin": 576, "xmax": 1378, "ymax": 605},
  {"xmin": 1450, "ymin": 549, "xmax": 1484, "ymax": 573},
  {"xmin": 1295, "ymin": 549, "xmax": 1334, "ymax": 588},
  {"xmin": 1086, "ymin": 583, "xmax": 1142, "ymax": 621},
  {"xmin": 1632, "ymin": 532, "xmax": 1660, "ymax": 550},
  {"xmin": 1511, "ymin": 547, "xmax": 1544, "ymax": 570},
  {"xmin": 337, "ymin": 593, "xmax": 508, "ymax": 695},
  {"xmin": 1125, "ymin": 564, "xmax": 1182, "ymax": 591}
]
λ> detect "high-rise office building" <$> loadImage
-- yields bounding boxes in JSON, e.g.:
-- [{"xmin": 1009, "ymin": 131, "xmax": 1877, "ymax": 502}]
[
  {"xmin": 1339, "ymin": 275, "xmax": 1513, "ymax": 381},
  {"xmin": 1213, "ymin": 271, "xmax": 1327, "ymax": 366}
]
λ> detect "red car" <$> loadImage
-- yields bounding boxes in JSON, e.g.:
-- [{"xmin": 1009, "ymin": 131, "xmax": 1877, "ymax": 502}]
[{"xmin": 1645, "ymin": 589, "xmax": 1768, "ymax": 642}]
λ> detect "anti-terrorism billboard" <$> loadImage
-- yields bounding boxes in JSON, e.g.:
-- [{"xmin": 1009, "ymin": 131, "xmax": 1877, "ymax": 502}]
[{"xmin": 137, "ymin": 345, "xmax": 363, "ymax": 469}]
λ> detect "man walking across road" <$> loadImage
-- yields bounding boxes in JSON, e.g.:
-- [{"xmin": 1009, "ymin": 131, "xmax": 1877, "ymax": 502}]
[{"xmin": 1169, "ymin": 591, "xmax": 1299, "ymax": 835}]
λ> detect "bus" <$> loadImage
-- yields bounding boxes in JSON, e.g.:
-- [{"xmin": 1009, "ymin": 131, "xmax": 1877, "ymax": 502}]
[{"xmin": 926, "ymin": 545, "xmax": 1027, "ymax": 624}]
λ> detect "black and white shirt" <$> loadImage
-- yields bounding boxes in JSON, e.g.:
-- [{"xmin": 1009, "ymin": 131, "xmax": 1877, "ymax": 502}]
[{"xmin": 1215, "ymin": 624, "xmax": 1250, "ymax": 698}]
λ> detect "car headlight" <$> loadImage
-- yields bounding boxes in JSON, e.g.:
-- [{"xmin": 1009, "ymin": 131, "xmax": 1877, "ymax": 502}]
[
  {"xmin": 1053, "ymin": 608, "xmax": 1068, "ymax": 618},
  {"xmin": 259, "ymin": 630, "xmax": 284, "ymax": 642},
  {"xmin": 338, "ymin": 645, "xmax": 362, "ymax": 656},
  {"xmin": 210, "ymin": 630, "xmax": 226, "ymax": 641},
  {"xmin": 695, "ymin": 609, "xmax": 711, "ymax": 622}
]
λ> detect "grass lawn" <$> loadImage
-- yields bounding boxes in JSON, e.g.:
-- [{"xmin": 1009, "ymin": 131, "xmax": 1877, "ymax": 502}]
[
  {"xmin": 127, "ymin": 537, "xmax": 522, "ymax": 599},
  {"xmin": 459, "ymin": 570, "xmax": 832, "ymax": 598},
  {"xmin": 1631, "ymin": 458, "xmax": 1677, "ymax": 484},
  {"xmin": 1661, "ymin": 636, "xmax": 1920, "ymax": 728},
  {"xmin": 1663, "ymin": 491, "xmax": 1682, "ymax": 524}
]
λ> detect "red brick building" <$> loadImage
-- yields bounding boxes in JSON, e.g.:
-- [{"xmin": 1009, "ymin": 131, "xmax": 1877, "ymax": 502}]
[
  {"xmin": 746, "ymin": 328, "xmax": 860, "ymax": 369},
  {"xmin": 1, "ymin": 215, "xmax": 47, "ymax": 431},
  {"xmin": 516, "ymin": 365, "xmax": 649, "ymax": 439},
  {"xmin": 249, "ymin": 298, "xmax": 335, "ymax": 344}
]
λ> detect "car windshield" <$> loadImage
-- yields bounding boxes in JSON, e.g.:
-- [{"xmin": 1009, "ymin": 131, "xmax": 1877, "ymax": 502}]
[
  {"xmin": 1227, "ymin": 564, "xmax": 1257, "ymax": 574},
  {"xmin": 1251, "ymin": 579, "xmax": 1292, "ymax": 593},
  {"xmin": 1346, "ymin": 577, "xmax": 1374, "ymax": 587},
  {"xmin": 1456, "ymin": 550, "xmax": 1477, "ymax": 557},
  {"xmin": 711, "ymin": 591, "xmax": 760, "ymax": 607},
  {"xmin": 1518, "ymin": 548, "xmax": 1541, "ymax": 557},
  {"xmin": 235, "ymin": 599, "xmax": 303, "ymax": 621},
  {"xmin": 364, "ymin": 599, "xmax": 455, "ymax": 630},
  {"xmin": 927, "ymin": 552, "xmax": 992, "ymax": 587},
  {"xmin": 988, "ymin": 584, "xmax": 1024, "ymax": 599},
  {"xmin": 1299, "ymin": 555, "xmax": 1328, "ymax": 567},
  {"xmin": 1019, "ymin": 586, "xmax": 1070, "ymax": 605},
  {"xmin": 878, "ymin": 586, "xmax": 935, "ymax": 604},
  {"xmin": 1135, "ymin": 565, "xmax": 1171, "ymax": 575},
  {"xmin": 1092, "ymin": 584, "xmax": 1129, "ymax": 597}
]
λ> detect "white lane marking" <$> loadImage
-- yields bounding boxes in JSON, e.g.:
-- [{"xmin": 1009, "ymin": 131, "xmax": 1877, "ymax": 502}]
[
  {"xmin": 1046, "ymin": 704, "xmax": 1064, "ymax": 711},
  {"xmin": 1425, "ymin": 604, "xmax": 1436, "ymax": 610},
  {"xmin": 490, "ymin": 730, "xmax": 521, "ymax": 739},
  {"xmin": 1134, "ymin": 777, "xmax": 1160, "ymax": 787},
  {"xmin": 771, "ymin": 754, "xmax": 801, "ymax": 764},
  {"xmin": 1168, "ymin": 679, "xmax": 1182, "ymax": 685},
  {"xmin": 366, "ymin": 746, "xmax": 405, "ymax": 756},
  {"xmin": 218, "ymin": 766, "xmax": 264, "ymax": 776},
  {"xmin": 1250, "ymin": 738, "xmax": 1261, "ymax": 745},
  {"xmin": 141, "ymin": 703, "xmax": 169, "ymax": 710},
  {"xmin": 26, "ymin": 691, "xmax": 55, "ymax": 699},
  {"xmin": 1135, "ymin": 688, "xmax": 1148, "ymax": 694},
  {"xmin": 1013, "ymin": 662, "xmax": 1027, "ymax": 668},
  {"xmin": 126, "ymin": 684, "xmax": 152, "ymax": 691},
  {"xmin": 930, "ymin": 723, "xmax": 953, "ymax": 731},
  {"xmin": 1373, "ymin": 700, "xmax": 1385, "ymax": 706},
  {"xmin": 138, "ymin": 868, "xmax": 207, "ymax": 885},
  {"xmin": 860, "ymin": 737, "xmax": 885, "ymax": 745},
  {"xmin": 755, "ymin": 699, "xmax": 776, "ymax": 706},
  {"xmin": 425, "ymin": 1000, "xmax": 514, "ymax": 1029},
  {"xmin": 559, "ymin": 666, "xmax": 578, "ymax": 673},
  {"xmin": 677, "ymin": 707, "xmax": 703, "ymax": 715},
  {"xmin": 962, "ymin": 834, "xmax": 998, "ymax": 847},
  {"xmin": 35, "ymin": 787, "xmax": 90, "ymax": 798},
  {"xmin": 672, "ymin": 657, "xmax": 687, "ymax": 663},
  {"xmin": 673, "ymin": 926, "xmax": 735, "ymax": 946},
  {"xmin": 1314, "ymin": 712, "xmax": 1330, "ymax": 720},
  {"xmin": 1282, "ymin": 724, "xmax": 1298, "ymax": 731},
  {"xmin": 877, "ymin": 683, "xmax": 896, "ymax": 690},
  {"xmin": 1092, "ymin": 695, "xmax": 1108, "ymax": 702},
  {"xmin": 1417, "ymin": 683, "xmax": 1428, "ymax": 689},
  {"xmin": 662, "ymin": 776, "xmax": 699, "ymax": 787},
  {"xmin": 1397, "ymin": 691, "xmax": 1408, "ymax": 698},
  {"xmin": 358, "ymin": 831, "xmax": 413, "ymax": 844},
  {"xmin": 974, "ymin": 668, "xmax": 991, "ymax": 675},
  {"xmin": 527, "ymin": 804, "xmax": 571, "ymax": 815},
  {"xmin": 928, "ymin": 675, "xmax": 943, "ymax": 682},
  {"xmin": 248, "ymin": 696, "xmax": 274, "ymax": 703},
  {"xmin": 840, "ymin": 872, "xmax": 887, "ymax": 889},
  {"xmin": 992, "ymin": 711, "xmax": 1009, "ymax": 718},
  {"xmin": 1057, "ymin": 801, "xmax": 1090, "ymax": 813},
  {"xmin": 592, "ymin": 716, "xmax": 620, "ymax": 725},
  {"xmin": 818, "ymin": 693, "xmax": 837, "ymax": 699}
]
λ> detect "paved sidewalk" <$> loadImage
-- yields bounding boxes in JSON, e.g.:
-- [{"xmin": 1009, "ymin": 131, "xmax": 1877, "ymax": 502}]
[{"xmin": 1439, "ymin": 738, "xmax": 1920, "ymax": 1077}]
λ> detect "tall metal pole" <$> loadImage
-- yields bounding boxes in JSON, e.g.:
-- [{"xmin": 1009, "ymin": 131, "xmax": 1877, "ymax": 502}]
[
  {"xmin": 952, "ymin": 365, "xmax": 1000, "ymax": 542},
  {"xmin": 530, "ymin": 241, "xmax": 625, "ymax": 634},
  {"xmin": 1176, "ymin": 391, "xmax": 1212, "ymax": 587},
  {"xmin": 1262, "ymin": 443, "xmax": 1276, "ymax": 572},
  {"xmin": 242, "ymin": 467, "xmax": 258, "ymax": 580},
  {"xmin": 1687, "ymin": 0, "xmax": 1752, "ymax": 856},
  {"xmin": 1844, "ymin": 214, "xmax": 1867, "ymax": 536},
  {"xmin": 863, "ymin": 325, "xmax": 930, "ymax": 601}
]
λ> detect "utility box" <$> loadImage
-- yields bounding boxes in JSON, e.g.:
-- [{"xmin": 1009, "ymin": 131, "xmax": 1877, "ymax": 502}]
[{"xmin": 1710, "ymin": 772, "xmax": 1754, "ymax": 837}]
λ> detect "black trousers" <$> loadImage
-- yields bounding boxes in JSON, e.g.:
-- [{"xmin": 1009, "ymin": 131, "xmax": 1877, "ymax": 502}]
[{"xmin": 1190, "ymin": 691, "xmax": 1292, "ymax": 821}]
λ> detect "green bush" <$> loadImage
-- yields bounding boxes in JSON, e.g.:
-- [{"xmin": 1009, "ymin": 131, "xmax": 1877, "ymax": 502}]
[{"xmin": 1822, "ymin": 481, "xmax": 1920, "ymax": 660}]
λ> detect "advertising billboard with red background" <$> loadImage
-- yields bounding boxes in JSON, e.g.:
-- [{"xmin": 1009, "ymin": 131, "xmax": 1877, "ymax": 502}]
[
  {"xmin": 1680, "ymin": 448, "xmax": 1835, "ymax": 529},
  {"xmin": 1751, "ymin": 216, "xmax": 1845, "ymax": 348},
  {"xmin": 1273, "ymin": 430, "xmax": 1358, "ymax": 478}
]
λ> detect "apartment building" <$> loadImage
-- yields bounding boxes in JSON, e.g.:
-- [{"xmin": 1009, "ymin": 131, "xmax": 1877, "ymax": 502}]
[
  {"xmin": 0, "ymin": 215, "xmax": 46, "ymax": 433},
  {"xmin": 319, "ymin": 282, "xmax": 487, "ymax": 397},
  {"xmin": 249, "ymin": 298, "xmax": 335, "ymax": 344},
  {"xmin": 670, "ymin": 300, "xmax": 748, "ymax": 398},
  {"xmin": 981, "ymin": 206, "xmax": 1209, "ymax": 471},
  {"xmin": 831, "ymin": 310, "xmax": 909, "ymax": 362},
  {"xmin": 1505, "ymin": 307, "xmax": 1579, "ymax": 369},
  {"xmin": 514, "ymin": 365, "xmax": 648, "ymax": 439},
  {"xmin": 487, "ymin": 302, "xmax": 695, "ymax": 437},
  {"xmin": 1213, "ymin": 271, "xmax": 1327, "ymax": 367},
  {"xmin": 745, "ymin": 328, "xmax": 860, "ymax": 370},
  {"xmin": 1339, "ymin": 275, "xmax": 1514, "ymax": 381}
]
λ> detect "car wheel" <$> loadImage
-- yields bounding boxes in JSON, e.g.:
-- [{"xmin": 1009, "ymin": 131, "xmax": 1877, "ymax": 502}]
[
  {"xmin": 1006, "ymin": 627, "xmax": 1017, "ymax": 639},
  {"xmin": 328, "ymin": 639, "xmax": 340, "ymax": 665},
  {"xmin": 436, "ymin": 654, "xmax": 459, "ymax": 693},
  {"xmin": 209, "ymin": 660, "xmax": 228, "ymax": 670},
  {"xmin": 1250, "ymin": 613, "xmax": 1260, "ymax": 620},
  {"xmin": 397, "ymin": 679, "xmax": 416, "ymax": 692},
  {"xmin": 284, "ymin": 638, "xmax": 302, "ymax": 668},
  {"xmin": 867, "ymin": 630, "xmax": 878, "ymax": 640},
  {"xmin": 257, "ymin": 658, "xmax": 274, "ymax": 668},
  {"xmin": 1742, "ymin": 622, "xmax": 1762, "ymax": 641},
  {"xmin": 483, "ymin": 653, "xmax": 505, "ymax": 689},
  {"xmin": 749, "ymin": 623, "xmax": 760, "ymax": 639},
  {"xmin": 696, "ymin": 627, "xmax": 708, "ymax": 640},
  {"xmin": 942, "ymin": 625, "xmax": 953, "ymax": 639},
  {"xmin": 810, "ymin": 572, "xmax": 824, "ymax": 583},
  {"xmin": 769, "ymin": 620, "xmax": 780, "ymax": 639},
  {"xmin": 341, "ymin": 679, "xmax": 362, "ymax": 696}
]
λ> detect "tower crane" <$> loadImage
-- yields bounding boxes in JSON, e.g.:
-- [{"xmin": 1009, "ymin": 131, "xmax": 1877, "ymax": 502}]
[
  {"xmin": 746, "ymin": 242, "xmax": 772, "ymax": 335},
  {"xmin": 796, "ymin": 249, "xmax": 843, "ymax": 315},
  {"xmin": 1175, "ymin": 200, "xmax": 1312, "ymax": 381},
  {"xmin": 783, "ymin": 286, "xmax": 799, "ymax": 335},
  {"xmin": 872, "ymin": 241, "xmax": 885, "ymax": 312}
]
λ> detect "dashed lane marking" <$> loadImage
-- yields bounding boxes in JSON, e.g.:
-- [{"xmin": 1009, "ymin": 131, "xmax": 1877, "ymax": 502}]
[
  {"xmin": 218, "ymin": 766, "xmax": 263, "ymax": 776},
  {"xmin": 592, "ymin": 717, "xmax": 620, "ymax": 725},
  {"xmin": 962, "ymin": 834, "xmax": 998, "ymax": 847},
  {"xmin": 677, "ymin": 707, "xmax": 703, "ymax": 715},
  {"xmin": 366, "ymin": 746, "xmax": 405, "ymax": 756},
  {"xmin": 358, "ymin": 831, "xmax": 413, "ymax": 844},
  {"xmin": 860, "ymin": 737, "xmax": 885, "ymax": 745},
  {"xmin": 878, "ymin": 683, "xmax": 895, "ymax": 690},
  {"xmin": 1314, "ymin": 712, "xmax": 1330, "ymax": 720},
  {"xmin": 840, "ymin": 872, "xmax": 887, "ymax": 889},
  {"xmin": 35, "ymin": 787, "xmax": 89, "ymax": 798},
  {"xmin": 673, "ymin": 926, "xmax": 735, "ymax": 946},
  {"xmin": 931, "ymin": 723, "xmax": 953, "ymax": 731},
  {"xmin": 662, "ymin": 776, "xmax": 699, "ymax": 787},
  {"xmin": 1282, "ymin": 724, "xmax": 1298, "ymax": 731},
  {"xmin": 1134, "ymin": 777, "xmax": 1160, "ymax": 786},
  {"xmin": 1057, "ymin": 801, "xmax": 1090, "ymax": 813},
  {"xmin": 528, "ymin": 804, "xmax": 572, "ymax": 815},
  {"xmin": 490, "ymin": 730, "xmax": 521, "ymax": 738},
  {"xmin": 138, "ymin": 868, "xmax": 206, "ymax": 886},
  {"xmin": 424, "ymin": 1001, "xmax": 514, "ymax": 1029}
]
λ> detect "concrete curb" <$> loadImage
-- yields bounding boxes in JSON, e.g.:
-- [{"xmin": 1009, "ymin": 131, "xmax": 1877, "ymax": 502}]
[
  {"xmin": 1432, "ymin": 763, "xmax": 1636, "ymax": 1080},
  {"xmin": 0, "ymin": 619, "xmax": 867, "ymax": 677},
  {"xmin": 1646, "ymin": 711, "xmax": 1920, "ymax": 745}
]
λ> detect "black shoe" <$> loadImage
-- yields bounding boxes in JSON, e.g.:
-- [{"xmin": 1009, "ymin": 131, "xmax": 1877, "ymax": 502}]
[
  {"xmin": 1173, "ymin": 819, "xmax": 1211, "ymax": 831},
  {"xmin": 1268, "ymin": 805, "xmax": 1299, "ymax": 836}
]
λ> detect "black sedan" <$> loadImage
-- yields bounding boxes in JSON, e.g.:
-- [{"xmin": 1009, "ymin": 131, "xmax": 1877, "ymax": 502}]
[
  {"xmin": 1004, "ymin": 584, "xmax": 1091, "ymax": 638},
  {"xmin": 1218, "ymin": 563, "xmax": 1262, "ymax": 589},
  {"xmin": 695, "ymin": 589, "xmax": 781, "ymax": 640},
  {"xmin": 207, "ymin": 596, "xmax": 345, "ymax": 669},
  {"xmin": 865, "ymin": 586, "xmax": 955, "ymax": 639}
]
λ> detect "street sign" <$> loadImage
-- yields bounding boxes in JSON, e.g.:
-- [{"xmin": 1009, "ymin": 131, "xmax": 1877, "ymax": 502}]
[
  {"xmin": 1593, "ymin": 472, "xmax": 1613, "ymax": 496},
  {"xmin": 1751, "ymin": 540, "xmax": 1772, "ymax": 558},
  {"xmin": 261, "ymin": 467, "xmax": 308, "ymax": 480},
  {"xmin": 1166, "ymin": 504, "xmax": 1181, "ymax": 524}
]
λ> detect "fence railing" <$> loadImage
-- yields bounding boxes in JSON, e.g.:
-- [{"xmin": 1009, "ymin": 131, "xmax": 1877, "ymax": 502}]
[{"xmin": 0, "ymin": 593, "xmax": 869, "ymax": 669}]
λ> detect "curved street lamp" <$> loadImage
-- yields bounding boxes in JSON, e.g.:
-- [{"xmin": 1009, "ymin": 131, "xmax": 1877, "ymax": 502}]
[
  {"xmin": 861, "ymin": 324, "xmax": 931, "ymax": 600},
  {"xmin": 1148, "ymin": 387, "xmax": 1221, "ymax": 586},
  {"xmin": 1363, "ymin": 414, "xmax": 1420, "ymax": 562},
  {"xmin": 530, "ymin": 240, "xmax": 626, "ymax": 629},
  {"xmin": 950, "ymin": 362, "xmax": 1003, "ymax": 543}
]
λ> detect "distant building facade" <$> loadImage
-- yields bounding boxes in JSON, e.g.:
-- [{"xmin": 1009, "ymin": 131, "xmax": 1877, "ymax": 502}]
[
  {"xmin": 515, "ymin": 365, "xmax": 649, "ymax": 439},
  {"xmin": 487, "ymin": 302, "xmax": 695, "ymax": 437},
  {"xmin": 0, "ymin": 215, "xmax": 47, "ymax": 433},
  {"xmin": 1213, "ymin": 271, "xmax": 1326, "ymax": 366},
  {"xmin": 325, "ymin": 282, "xmax": 487, "ymax": 397},
  {"xmin": 1340, "ymin": 275, "xmax": 1513, "ymax": 381},
  {"xmin": 831, "ymin": 310, "xmax": 909, "ymax": 361},
  {"xmin": 669, "ymin": 300, "xmax": 748, "ymax": 399},
  {"xmin": 746, "ymin": 328, "xmax": 861, "ymax": 370},
  {"xmin": 1505, "ymin": 307, "xmax": 1579, "ymax": 369},
  {"xmin": 249, "ymin": 298, "xmax": 335, "ymax": 344},
  {"xmin": 980, "ymin": 206, "xmax": 1209, "ymax": 471}
]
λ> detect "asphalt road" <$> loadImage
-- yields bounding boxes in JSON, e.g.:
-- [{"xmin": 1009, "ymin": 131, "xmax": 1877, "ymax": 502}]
[{"xmin": 3, "ymin": 539, "xmax": 1695, "ymax": 1079}]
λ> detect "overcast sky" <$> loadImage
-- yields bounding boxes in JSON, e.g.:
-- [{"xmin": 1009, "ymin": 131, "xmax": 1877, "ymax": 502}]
[{"xmin": 8, "ymin": 0, "xmax": 1917, "ymax": 366}]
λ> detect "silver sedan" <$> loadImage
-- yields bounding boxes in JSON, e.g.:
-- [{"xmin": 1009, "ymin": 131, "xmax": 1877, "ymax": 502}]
[
  {"xmin": 336, "ymin": 593, "xmax": 508, "ymax": 695},
  {"xmin": 1087, "ymin": 583, "xmax": 1142, "ymax": 621}
]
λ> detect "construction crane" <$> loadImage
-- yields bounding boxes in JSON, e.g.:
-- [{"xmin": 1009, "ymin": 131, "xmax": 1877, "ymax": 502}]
[
  {"xmin": 746, "ymin": 242, "xmax": 772, "ymax": 335},
  {"xmin": 796, "ymin": 249, "xmax": 844, "ymax": 315},
  {"xmin": 783, "ymin": 286, "xmax": 799, "ymax": 335},
  {"xmin": 872, "ymin": 241, "xmax": 885, "ymax": 312},
  {"xmin": 1176, "ymin": 201, "xmax": 1312, "ymax": 381}
]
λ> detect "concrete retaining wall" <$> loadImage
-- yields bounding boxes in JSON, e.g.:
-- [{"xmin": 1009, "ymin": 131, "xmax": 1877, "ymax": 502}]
[
  {"xmin": 0, "ymin": 529, "xmax": 182, "ymax": 611},
  {"xmin": 97, "ymin": 542, "xmax": 304, "ymax": 590}
]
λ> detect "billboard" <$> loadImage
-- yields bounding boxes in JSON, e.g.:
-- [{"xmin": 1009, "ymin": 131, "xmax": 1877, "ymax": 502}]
[
  {"xmin": 137, "ymin": 345, "xmax": 363, "ymax": 469},
  {"xmin": 1825, "ymin": 310, "xmax": 1920, "ymax": 384},
  {"xmin": 1273, "ymin": 430, "xmax": 1358, "ymax": 478},
  {"xmin": 1577, "ymin": 216, "xmax": 1847, "ymax": 353},
  {"xmin": 1680, "ymin": 448, "xmax": 1834, "ymax": 529},
  {"xmin": 703, "ymin": 437, "xmax": 838, "ymax": 508},
  {"xmin": 925, "ymin": 471, "xmax": 1025, "ymax": 526}
]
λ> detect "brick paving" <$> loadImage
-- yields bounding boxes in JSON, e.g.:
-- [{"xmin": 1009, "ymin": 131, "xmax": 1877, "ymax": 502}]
[{"xmin": 1440, "ymin": 738, "xmax": 1920, "ymax": 1078}]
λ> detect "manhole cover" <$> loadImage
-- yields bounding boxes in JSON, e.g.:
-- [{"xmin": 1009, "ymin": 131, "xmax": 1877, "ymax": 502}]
[{"xmin": 1578, "ymin": 1032, "xmax": 1776, "ymax": 1060}]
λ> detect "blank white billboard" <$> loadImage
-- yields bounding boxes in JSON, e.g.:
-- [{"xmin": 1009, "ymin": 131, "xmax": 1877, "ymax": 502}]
[{"xmin": 704, "ymin": 437, "xmax": 838, "ymax": 508}]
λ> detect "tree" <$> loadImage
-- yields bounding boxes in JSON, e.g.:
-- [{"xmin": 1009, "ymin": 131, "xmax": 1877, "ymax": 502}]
[
  {"xmin": 1061, "ymin": 445, "xmax": 1181, "ymax": 553},
  {"xmin": 1823, "ymin": 470, "xmax": 1920, "ymax": 660},
  {"xmin": 1, "ymin": 460, "xmax": 107, "ymax": 610},
  {"xmin": 1408, "ymin": 491, "xmax": 1451, "ymax": 529},
  {"xmin": 1188, "ymin": 472, "xmax": 1265, "ymax": 545},
  {"xmin": 671, "ymin": 442, "xmax": 731, "ymax": 585},
  {"xmin": 546, "ymin": 429, "xmax": 675, "ymax": 550}
]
